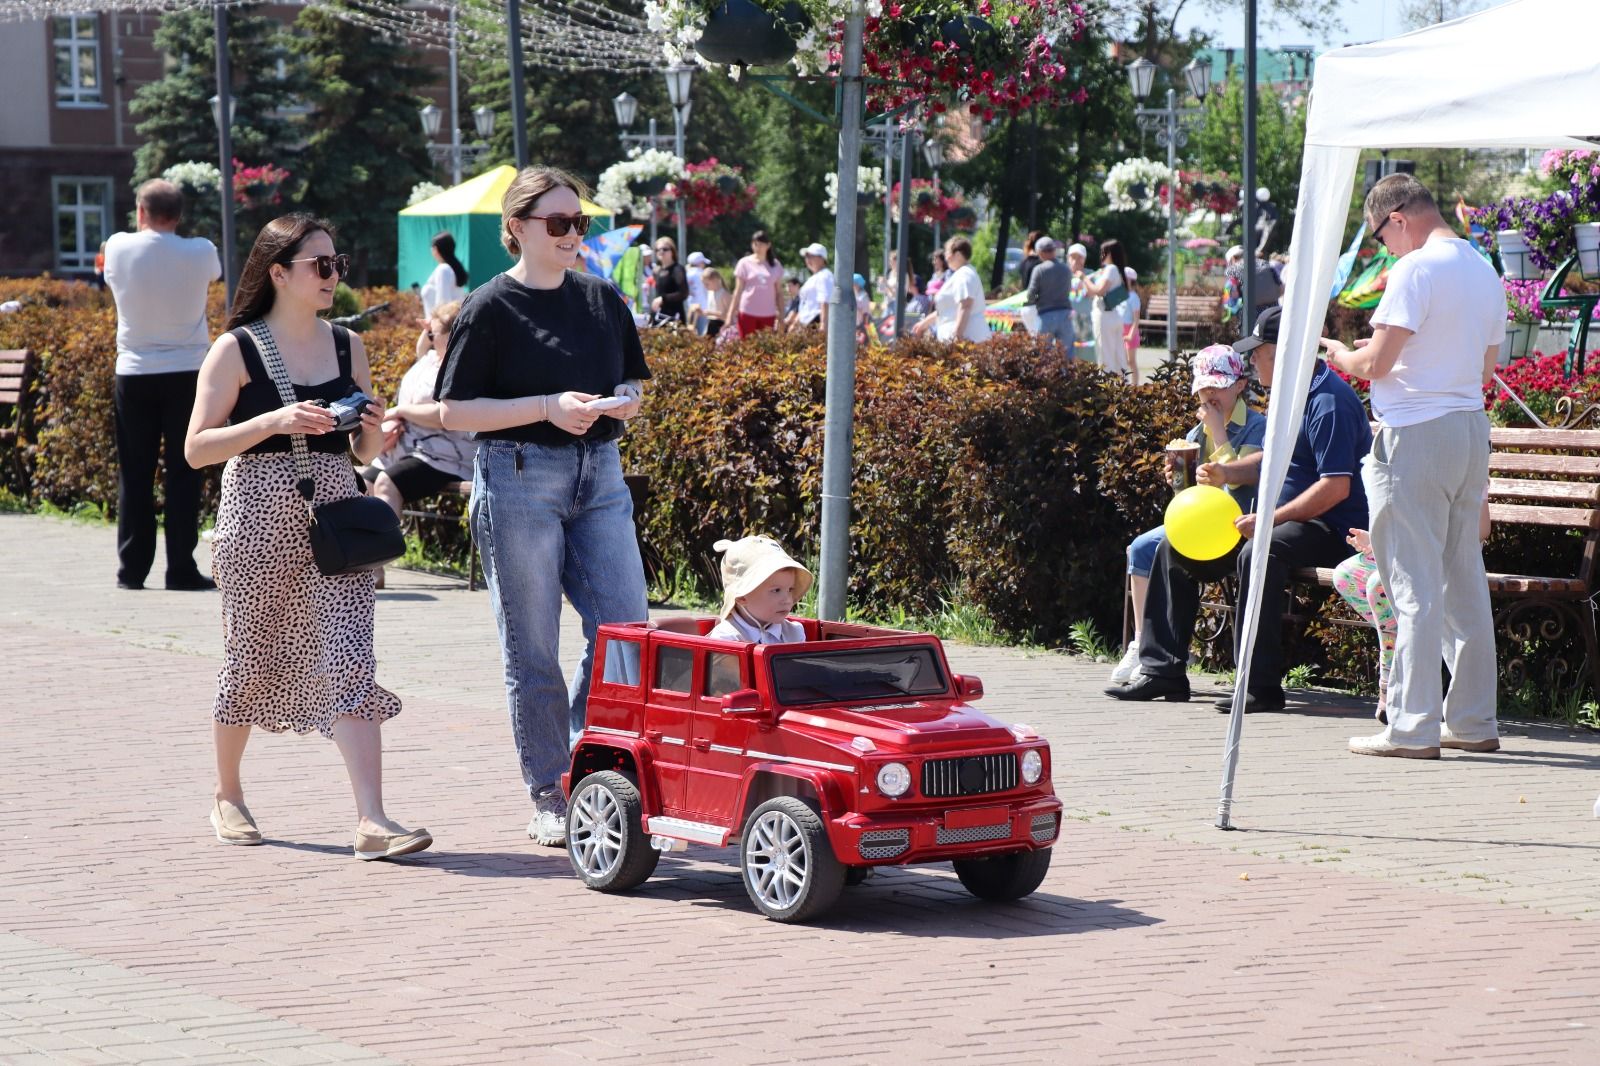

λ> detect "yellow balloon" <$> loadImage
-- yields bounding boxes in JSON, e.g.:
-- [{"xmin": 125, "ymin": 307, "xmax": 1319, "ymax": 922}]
[{"xmin": 1163, "ymin": 485, "xmax": 1243, "ymax": 561}]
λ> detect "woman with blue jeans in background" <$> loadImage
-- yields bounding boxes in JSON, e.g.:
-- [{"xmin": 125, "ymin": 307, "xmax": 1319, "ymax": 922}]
[
  {"xmin": 436, "ymin": 166, "xmax": 650, "ymax": 846},
  {"xmin": 1109, "ymin": 345, "xmax": 1265, "ymax": 684}
]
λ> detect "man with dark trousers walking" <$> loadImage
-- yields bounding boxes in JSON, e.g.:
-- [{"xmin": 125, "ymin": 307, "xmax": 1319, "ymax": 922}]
[{"xmin": 103, "ymin": 180, "xmax": 221, "ymax": 590}]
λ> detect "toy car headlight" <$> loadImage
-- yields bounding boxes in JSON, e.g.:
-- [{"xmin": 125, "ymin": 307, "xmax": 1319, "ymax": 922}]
[
  {"xmin": 1020, "ymin": 749, "xmax": 1044, "ymax": 785},
  {"xmin": 876, "ymin": 761, "xmax": 912, "ymax": 798}
]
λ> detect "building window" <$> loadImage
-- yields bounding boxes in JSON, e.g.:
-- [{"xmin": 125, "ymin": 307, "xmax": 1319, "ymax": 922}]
[
  {"xmin": 53, "ymin": 178, "xmax": 112, "ymax": 274},
  {"xmin": 53, "ymin": 15, "xmax": 102, "ymax": 106}
]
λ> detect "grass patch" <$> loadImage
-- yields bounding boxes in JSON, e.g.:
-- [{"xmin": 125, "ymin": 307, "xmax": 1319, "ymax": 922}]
[{"xmin": 1067, "ymin": 618, "xmax": 1115, "ymax": 662}]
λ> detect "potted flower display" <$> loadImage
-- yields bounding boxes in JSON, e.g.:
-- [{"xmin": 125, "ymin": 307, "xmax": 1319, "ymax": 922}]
[
  {"xmin": 888, "ymin": 178, "xmax": 961, "ymax": 225},
  {"xmin": 596, "ymin": 148, "xmax": 689, "ymax": 218},
  {"xmin": 661, "ymin": 158, "xmax": 759, "ymax": 227},
  {"xmin": 646, "ymin": 1, "xmax": 1089, "ymax": 120},
  {"xmin": 1104, "ymin": 157, "xmax": 1172, "ymax": 214},
  {"xmin": 824, "ymin": 165, "xmax": 887, "ymax": 214},
  {"xmin": 1503, "ymin": 278, "xmax": 1542, "ymax": 364}
]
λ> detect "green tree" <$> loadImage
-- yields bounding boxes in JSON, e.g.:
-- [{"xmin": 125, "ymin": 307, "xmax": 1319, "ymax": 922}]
[
  {"xmin": 1191, "ymin": 68, "xmax": 1307, "ymax": 251},
  {"xmin": 292, "ymin": 2, "xmax": 434, "ymax": 285},
  {"xmin": 129, "ymin": 6, "xmax": 302, "ymax": 186}
]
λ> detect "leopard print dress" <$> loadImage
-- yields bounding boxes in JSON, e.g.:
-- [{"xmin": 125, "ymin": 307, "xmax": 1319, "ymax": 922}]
[{"xmin": 211, "ymin": 451, "xmax": 400, "ymax": 738}]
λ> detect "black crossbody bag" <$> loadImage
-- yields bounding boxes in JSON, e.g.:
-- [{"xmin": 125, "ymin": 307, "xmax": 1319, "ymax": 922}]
[{"xmin": 245, "ymin": 320, "xmax": 404, "ymax": 576}]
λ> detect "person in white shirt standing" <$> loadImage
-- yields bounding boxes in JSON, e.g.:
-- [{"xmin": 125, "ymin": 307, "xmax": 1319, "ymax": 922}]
[
  {"xmin": 419, "ymin": 231, "xmax": 468, "ymax": 319},
  {"xmin": 103, "ymin": 179, "xmax": 222, "ymax": 590},
  {"xmin": 685, "ymin": 250, "xmax": 711, "ymax": 334},
  {"xmin": 1322, "ymin": 174, "xmax": 1505, "ymax": 759},
  {"xmin": 792, "ymin": 242, "xmax": 834, "ymax": 331}
]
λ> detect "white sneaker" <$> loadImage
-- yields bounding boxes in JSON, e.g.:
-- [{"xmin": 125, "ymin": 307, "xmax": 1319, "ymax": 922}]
[
  {"xmin": 1108, "ymin": 642, "xmax": 1142, "ymax": 685},
  {"xmin": 1348, "ymin": 731, "xmax": 1439, "ymax": 759},
  {"xmin": 527, "ymin": 786, "xmax": 568, "ymax": 847}
]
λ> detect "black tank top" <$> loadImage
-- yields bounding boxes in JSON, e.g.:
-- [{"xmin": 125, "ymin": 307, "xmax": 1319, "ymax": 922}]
[{"xmin": 229, "ymin": 323, "xmax": 357, "ymax": 455}]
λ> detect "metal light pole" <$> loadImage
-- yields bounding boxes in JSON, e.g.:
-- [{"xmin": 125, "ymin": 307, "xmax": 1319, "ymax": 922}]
[
  {"xmin": 447, "ymin": 2, "xmax": 461, "ymax": 185},
  {"xmin": 507, "ymin": 0, "xmax": 528, "ymax": 168},
  {"xmin": 665, "ymin": 65, "xmax": 694, "ymax": 256},
  {"xmin": 1129, "ymin": 56, "xmax": 1211, "ymax": 356},
  {"xmin": 211, "ymin": 5, "xmax": 236, "ymax": 308},
  {"xmin": 1241, "ymin": 0, "xmax": 1259, "ymax": 336},
  {"xmin": 817, "ymin": 5, "xmax": 865, "ymax": 622},
  {"xmin": 923, "ymin": 135, "xmax": 945, "ymax": 258},
  {"xmin": 892, "ymin": 127, "xmax": 914, "ymax": 343},
  {"xmin": 883, "ymin": 123, "xmax": 895, "ymax": 278},
  {"xmin": 614, "ymin": 93, "xmax": 677, "ymax": 247}
]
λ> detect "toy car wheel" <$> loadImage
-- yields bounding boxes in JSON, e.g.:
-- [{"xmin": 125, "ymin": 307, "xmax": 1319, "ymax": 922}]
[
  {"xmin": 566, "ymin": 771, "xmax": 659, "ymax": 892},
  {"xmin": 740, "ymin": 797, "xmax": 846, "ymax": 923},
  {"xmin": 952, "ymin": 847, "xmax": 1052, "ymax": 902}
]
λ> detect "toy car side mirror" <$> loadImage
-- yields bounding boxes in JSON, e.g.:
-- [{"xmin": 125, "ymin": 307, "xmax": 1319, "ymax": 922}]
[
  {"xmin": 721, "ymin": 689, "xmax": 767, "ymax": 718},
  {"xmin": 954, "ymin": 674, "xmax": 984, "ymax": 700}
]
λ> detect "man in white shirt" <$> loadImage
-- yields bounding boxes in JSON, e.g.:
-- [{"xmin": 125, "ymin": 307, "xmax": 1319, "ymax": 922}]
[
  {"xmin": 792, "ymin": 242, "xmax": 833, "ymax": 331},
  {"xmin": 1323, "ymin": 174, "xmax": 1504, "ymax": 759},
  {"xmin": 103, "ymin": 179, "xmax": 222, "ymax": 590},
  {"xmin": 686, "ymin": 251, "xmax": 711, "ymax": 334}
]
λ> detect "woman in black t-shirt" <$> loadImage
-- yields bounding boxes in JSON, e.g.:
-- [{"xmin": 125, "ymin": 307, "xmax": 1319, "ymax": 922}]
[
  {"xmin": 650, "ymin": 236, "xmax": 689, "ymax": 325},
  {"xmin": 184, "ymin": 213, "xmax": 430, "ymax": 862},
  {"xmin": 435, "ymin": 166, "xmax": 651, "ymax": 848}
]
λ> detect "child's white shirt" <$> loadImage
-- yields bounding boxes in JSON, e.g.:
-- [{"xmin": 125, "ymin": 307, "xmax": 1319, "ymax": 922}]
[{"xmin": 708, "ymin": 611, "xmax": 806, "ymax": 644}]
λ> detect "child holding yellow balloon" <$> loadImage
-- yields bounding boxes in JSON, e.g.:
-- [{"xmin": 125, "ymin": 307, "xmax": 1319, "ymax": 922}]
[{"xmin": 1109, "ymin": 346, "xmax": 1266, "ymax": 686}]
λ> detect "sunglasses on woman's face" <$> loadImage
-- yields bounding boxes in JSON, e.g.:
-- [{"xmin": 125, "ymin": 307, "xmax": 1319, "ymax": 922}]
[
  {"xmin": 284, "ymin": 253, "xmax": 351, "ymax": 280},
  {"xmin": 523, "ymin": 213, "xmax": 592, "ymax": 237}
]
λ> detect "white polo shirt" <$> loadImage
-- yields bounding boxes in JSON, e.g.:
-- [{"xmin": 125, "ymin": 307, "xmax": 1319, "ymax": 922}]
[
  {"xmin": 103, "ymin": 229, "xmax": 221, "ymax": 375},
  {"xmin": 1370, "ymin": 236, "xmax": 1505, "ymax": 428},
  {"xmin": 797, "ymin": 267, "xmax": 834, "ymax": 325}
]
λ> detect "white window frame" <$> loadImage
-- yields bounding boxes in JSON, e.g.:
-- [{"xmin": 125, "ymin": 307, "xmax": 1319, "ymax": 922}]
[
  {"xmin": 53, "ymin": 177, "xmax": 114, "ymax": 274},
  {"xmin": 52, "ymin": 15, "xmax": 103, "ymax": 107}
]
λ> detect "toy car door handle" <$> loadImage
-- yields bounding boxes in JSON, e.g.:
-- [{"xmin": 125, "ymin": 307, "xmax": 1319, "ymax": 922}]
[
  {"xmin": 644, "ymin": 729, "xmax": 663, "ymax": 742},
  {"xmin": 692, "ymin": 738, "xmax": 711, "ymax": 751}
]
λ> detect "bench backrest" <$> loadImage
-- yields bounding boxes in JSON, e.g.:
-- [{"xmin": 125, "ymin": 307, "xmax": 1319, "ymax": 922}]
[
  {"xmin": 0, "ymin": 349, "xmax": 34, "ymax": 410},
  {"xmin": 1486, "ymin": 427, "xmax": 1600, "ymax": 586},
  {"xmin": 1140, "ymin": 296, "xmax": 1220, "ymax": 321}
]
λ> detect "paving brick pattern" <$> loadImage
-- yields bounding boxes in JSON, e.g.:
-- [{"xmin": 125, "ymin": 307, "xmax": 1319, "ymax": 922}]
[{"xmin": 5, "ymin": 514, "xmax": 1600, "ymax": 1063}]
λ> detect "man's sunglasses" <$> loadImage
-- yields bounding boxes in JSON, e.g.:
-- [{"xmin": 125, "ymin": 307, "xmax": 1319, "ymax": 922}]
[
  {"xmin": 1371, "ymin": 203, "xmax": 1408, "ymax": 245},
  {"xmin": 284, "ymin": 253, "xmax": 351, "ymax": 280},
  {"xmin": 522, "ymin": 213, "xmax": 592, "ymax": 237}
]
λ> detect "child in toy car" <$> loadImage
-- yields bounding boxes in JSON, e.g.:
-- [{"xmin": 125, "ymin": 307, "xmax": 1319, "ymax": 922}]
[{"xmin": 706, "ymin": 535, "xmax": 811, "ymax": 645}]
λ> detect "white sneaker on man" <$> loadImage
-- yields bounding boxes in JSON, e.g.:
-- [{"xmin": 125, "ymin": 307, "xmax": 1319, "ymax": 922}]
[
  {"xmin": 1108, "ymin": 642, "xmax": 1142, "ymax": 685},
  {"xmin": 527, "ymin": 786, "xmax": 568, "ymax": 847}
]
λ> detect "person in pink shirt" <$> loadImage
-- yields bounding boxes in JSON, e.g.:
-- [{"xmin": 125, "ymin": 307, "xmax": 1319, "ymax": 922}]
[{"xmin": 728, "ymin": 230, "xmax": 786, "ymax": 337}]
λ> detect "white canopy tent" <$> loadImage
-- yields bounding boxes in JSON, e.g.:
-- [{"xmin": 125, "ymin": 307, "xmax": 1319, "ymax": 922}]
[{"xmin": 1219, "ymin": 0, "xmax": 1600, "ymax": 825}]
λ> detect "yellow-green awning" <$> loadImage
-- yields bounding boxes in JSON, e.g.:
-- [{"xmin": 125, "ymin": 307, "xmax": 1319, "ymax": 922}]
[{"xmin": 400, "ymin": 164, "xmax": 608, "ymax": 217}]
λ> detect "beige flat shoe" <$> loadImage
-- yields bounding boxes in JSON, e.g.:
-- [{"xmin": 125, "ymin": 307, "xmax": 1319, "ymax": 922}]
[
  {"xmin": 353, "ymin": 827, "xmax": 433, "ymax": 861},
  {"xmin": 210, "ymin": 799, "xmax": 263, "ymax": 845},
  {"xmin": 1349, "ymin": 732, "xmax": 1440, "ymax": 759},
  {"xmin": 1440, "ymin": 729, "xmax": 1501, "ymax": 753}
]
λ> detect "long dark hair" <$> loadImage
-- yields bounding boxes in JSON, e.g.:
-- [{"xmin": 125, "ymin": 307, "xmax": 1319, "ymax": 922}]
[
  {"xmin": 225, "ymin": 213, "xmax": 336, "ymax": 331},
  {"xmin": 1100, "ymin": 238, "xmax": 1130, "ymax": 279},
  {"xmin": 750, "ymin": 229, "xmax": 777, "ymax": 267},
  {"xmin": 432, "ymin": 231, "xmax": 468, "ymax": 287}
]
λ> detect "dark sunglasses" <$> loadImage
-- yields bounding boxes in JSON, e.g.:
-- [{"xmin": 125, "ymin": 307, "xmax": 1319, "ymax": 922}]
[
  {"xmin": 1371, "ymin": 204, "xmax": 1407, "ymax": 245},
  {"xmin": 522, "ymin": 213, "xmax": 592, "ymax": 237},
  {"xmin": 284, "ymin": 253, "xmax": 350, "ymax": 280}
]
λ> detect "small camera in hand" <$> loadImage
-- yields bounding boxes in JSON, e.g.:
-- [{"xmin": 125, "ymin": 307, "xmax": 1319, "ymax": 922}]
[{"xmin": 319, "ymin": 391, "xmax": 375, "ymax": 433}]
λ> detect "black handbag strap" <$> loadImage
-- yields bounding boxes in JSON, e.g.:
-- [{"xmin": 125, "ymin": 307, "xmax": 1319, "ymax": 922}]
[{"xmin": 245, "ymin": 319, "xmax": 319, "ymax": 508}]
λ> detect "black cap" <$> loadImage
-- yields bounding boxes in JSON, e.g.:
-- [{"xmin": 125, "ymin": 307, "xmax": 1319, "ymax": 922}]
[{"xmin": 1231, "ymin": 305, "xmax": 1282, "ymax": 354}]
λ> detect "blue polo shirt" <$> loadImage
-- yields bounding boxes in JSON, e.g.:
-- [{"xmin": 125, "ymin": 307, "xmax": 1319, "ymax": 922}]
[{"xmin": 1277, "ymin": 362, "xmax": 1370, "ymax": 533}]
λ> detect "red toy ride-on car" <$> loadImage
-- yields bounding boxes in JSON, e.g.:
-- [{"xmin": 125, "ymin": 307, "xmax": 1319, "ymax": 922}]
[{"xmin": 560, "ymin": 617, "xmax": 1062, "ymax": 922}]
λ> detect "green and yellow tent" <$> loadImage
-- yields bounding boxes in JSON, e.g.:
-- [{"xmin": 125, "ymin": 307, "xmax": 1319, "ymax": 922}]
[{"xmin": 398, "ymin": 166, "xmax": 611, "ymax": 293}]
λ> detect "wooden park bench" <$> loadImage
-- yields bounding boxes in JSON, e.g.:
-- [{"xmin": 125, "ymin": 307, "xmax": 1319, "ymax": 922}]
[
  {"xmin": 1138, "ymin": 295, "xmax": 1223, "ymax": 347},
  {"xmin": 1, "ymin": 348, "xmax": 38, "ymax": 487}
]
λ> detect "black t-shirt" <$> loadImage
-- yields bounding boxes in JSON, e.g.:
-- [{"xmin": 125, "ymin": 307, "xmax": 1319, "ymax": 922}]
[{"xmin": 435, "ymin": 270, "xmax": 652, "ymax": 446}]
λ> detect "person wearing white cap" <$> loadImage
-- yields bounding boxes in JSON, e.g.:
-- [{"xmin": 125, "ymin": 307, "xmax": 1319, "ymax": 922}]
[
  {"xmin": 707, "ymin": 536, "xmax": 814, "ymax": 644},
  {"xmin": 686, "ymin": 251, "xmax": 710, "ymax": 334},
  {"xmin": 791, "ymin": 242, "xmax": 834, "ymax": 331}
]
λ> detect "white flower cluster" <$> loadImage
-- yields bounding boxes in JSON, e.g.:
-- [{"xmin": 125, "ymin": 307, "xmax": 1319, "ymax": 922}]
[
  {"xmin": 407, "ymin": 181, "xmax": 446, "ymax": 207},
  {"xmin": 161, "ymin": 160, "xmax": 221, "ymax": 193},
  {"xmin": 595, "ymin": 148, "xmax": 689, "ymax": 217},
  {"xmin": 1103, "ymin": 157, "xmax": 1173, "ymax": 214},
  {"xmin": 824, "ymin": 165, "xmax": 889, "ymax": 215}
]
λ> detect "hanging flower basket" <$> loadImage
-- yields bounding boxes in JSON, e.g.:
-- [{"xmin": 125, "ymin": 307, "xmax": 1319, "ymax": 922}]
[
  {"xmin": 634, "ymin": 175, "xmax": 670, "ymax": 197},
  {"xmin": 1502, "ymin": 321, "xmax": 1536, "ymax": 364},
  {"xmin": 1496, "ymin": 229, "xmax": 1542, "ymax": 281},
  {"xmin": 824, "ymin": 165, "xmax": 886, "ymax": 215},
  {"xmin": 660, "ymin": 158, "xmax": 758, "ymax": 227},
  {"xmin": 596, "ymin": 149, "xmax": 688, "ymax": 217},
  {"xmin": 1575, "ymin": 221, "xmax": 1600, "ymax": 279},
  {"xmin": 690, "ymin": 0, "xmax": 809, "ymax": 68}
]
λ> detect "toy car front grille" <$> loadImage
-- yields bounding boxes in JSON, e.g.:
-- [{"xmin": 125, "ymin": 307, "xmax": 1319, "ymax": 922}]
[
  {"xmin": 1030, "ymin": 813, "xmax": 1059, "ymax": 843},
  {"xmin": 935, "ymin": 822, "xmax": 1011, "ymax": 845},
  {"xmin": 858, "ymin": 829, "xmax": 910, "ymax": 860},
  {"xmin": 921, "ymin": 753, "xmax": 1019, "ymax": 798}
]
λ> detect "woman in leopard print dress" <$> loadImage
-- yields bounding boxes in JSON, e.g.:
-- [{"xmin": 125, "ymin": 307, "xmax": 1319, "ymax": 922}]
[{"xmin": 184, "ymin": 214, "xmax": 430, "ymax": 861}]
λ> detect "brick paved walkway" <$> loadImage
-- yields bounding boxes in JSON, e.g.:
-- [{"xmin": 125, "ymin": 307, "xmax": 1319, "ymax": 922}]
[{"xmin": 4, "ymin": 513, "xmax": 1600, "ymax": 1064}]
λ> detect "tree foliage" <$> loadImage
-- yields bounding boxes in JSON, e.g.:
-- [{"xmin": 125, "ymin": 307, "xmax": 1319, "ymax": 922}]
[
  {"xmin": 129, "ymin": 6, "xmax": 302, "ymax": 187},
  {"xmin": 1191, "ymin": 68, "xmax": 1307, "ymax": 250},
  {"xmin": 292, "ymin": 2, "xmax": 434, "ymax": 285}
]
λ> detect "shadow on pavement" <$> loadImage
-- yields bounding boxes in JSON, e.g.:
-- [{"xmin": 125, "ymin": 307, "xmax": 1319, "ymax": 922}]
[{"xmin": 1241, "ymin": 825, "xmax": 1600, "ymax": 851}]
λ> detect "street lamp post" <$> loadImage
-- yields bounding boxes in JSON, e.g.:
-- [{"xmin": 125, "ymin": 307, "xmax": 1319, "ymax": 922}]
[
  {"xmin": 664, "ymin": 64, "xmax": 694, "ymax": 255},
  {"xmin": 613, "ymin": 90, "xmax": 679, "ymax": 247},
  {"xmin": 419, "ymin": 102, "xmax": 495, "ymax": 184},
  {"xmin": 210, "ymin": 6, "xmax": 237, "ymax": 309},
  {"xmin": 1128, "ymin": 55, "xmax": 1211, "ymax": 356},
  {"xmin": 922, "ymin": 135, "xmax": 945, "ymax": 254}
]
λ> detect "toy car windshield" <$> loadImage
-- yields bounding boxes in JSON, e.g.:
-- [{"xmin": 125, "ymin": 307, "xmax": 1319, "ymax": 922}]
[{"xmin": 768, "ymin": 646, "xmax": 948, "ymax": 705}]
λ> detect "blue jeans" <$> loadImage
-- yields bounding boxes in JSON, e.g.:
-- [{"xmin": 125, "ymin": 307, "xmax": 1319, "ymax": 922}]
[
  {"xmin": 471, "ymin": 439, "xmax": 648, "ymax": 800},
  {"xmin": 1037, "ymin": 307, "xmax": 1074, "ymax": 356},
  {"xmin": 1127, "ymin": 526, "xmax": 1164, "ymax": 578}
]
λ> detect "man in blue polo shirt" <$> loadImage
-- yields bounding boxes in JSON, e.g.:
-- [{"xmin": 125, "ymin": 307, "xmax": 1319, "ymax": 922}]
[{"xmin": 1107, "ymin": 306, "xmax": 1372, "ymax": 710}]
